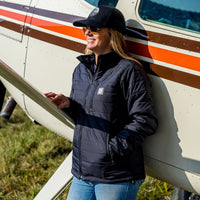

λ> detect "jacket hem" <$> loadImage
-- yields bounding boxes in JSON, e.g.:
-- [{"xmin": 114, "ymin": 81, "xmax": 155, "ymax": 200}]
[{"xmin": 72, "ymin": 170, "xmax": 145, "ymax": 184}]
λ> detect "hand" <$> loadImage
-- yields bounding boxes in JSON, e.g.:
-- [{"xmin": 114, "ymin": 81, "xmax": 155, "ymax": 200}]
[{"xmin": 45, "ymin": 92, "xmax": 70, "ymax": 109}]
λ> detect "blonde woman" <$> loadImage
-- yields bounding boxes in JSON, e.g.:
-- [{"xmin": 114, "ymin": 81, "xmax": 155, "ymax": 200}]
[{"xmin": 46, "ymin": 5, "xmax": 158, "ymax": 200}]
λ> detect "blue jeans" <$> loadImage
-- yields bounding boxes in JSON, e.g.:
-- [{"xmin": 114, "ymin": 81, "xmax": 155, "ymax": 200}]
[{"xmin": 67, "ymin": 177, "xmax": 144, "ymax": 200}]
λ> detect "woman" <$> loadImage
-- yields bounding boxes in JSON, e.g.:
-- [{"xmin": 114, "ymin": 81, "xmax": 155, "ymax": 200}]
[{"xmin": 46, "ymin": 5, "xmax": 158, "ymax": 200}]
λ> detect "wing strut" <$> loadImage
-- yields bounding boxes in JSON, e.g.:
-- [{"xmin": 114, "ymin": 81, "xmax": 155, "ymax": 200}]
[
  {"xmin": 0, "ymin": 59, "xmax": 74, "ymax": 129},
  {"xmin": 34, "ymin": 151, "xmax": 73, "ymax": 200}
]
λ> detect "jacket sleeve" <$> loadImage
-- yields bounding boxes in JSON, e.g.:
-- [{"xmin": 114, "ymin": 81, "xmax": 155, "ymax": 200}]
[
  {"xmin": 62, "ymin": 97, "xmax": 77, "ymax": 123},
  {"xmin": 109, "ymin": 62, "xmax": 158, "ymax": 157},
  {"xmin": 62, "ymin": 70, "xmax": 78, "ymax": 123}
]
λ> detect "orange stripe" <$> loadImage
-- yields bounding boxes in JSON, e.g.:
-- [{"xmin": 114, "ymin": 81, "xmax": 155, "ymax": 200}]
[
  {"xmin": 127, "ymin": 41, "xmax": 200, "ymax": 72},
  {"xmin": 0, "ymin": 9, "xmax": 86, "ymax": 40},
  {"xmin": 29, "ymin": 17, "xmax": 86, "ymax": 40},
  {"xmin": 1, "ymin": 8, "xmax": 200, "ymax": 72},
  {"xmin": 0, "ymin": 8, "xmax": 26, "ymax": 22}
]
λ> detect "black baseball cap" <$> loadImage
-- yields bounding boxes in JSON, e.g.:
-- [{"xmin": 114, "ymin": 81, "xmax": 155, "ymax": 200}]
[{"xmin": 73, "ymin": 5, "xmax": 126, "ymax": 33}]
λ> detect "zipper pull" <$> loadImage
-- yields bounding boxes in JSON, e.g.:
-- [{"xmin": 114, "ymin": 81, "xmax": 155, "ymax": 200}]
[{"xmin": 90, "ymin": 76, "xmax": 94, "ymax": 84}]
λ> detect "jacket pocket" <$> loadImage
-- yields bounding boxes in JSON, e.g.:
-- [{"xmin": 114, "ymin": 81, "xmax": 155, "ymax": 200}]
[{"xmin": 106, "ymin": 134, "xmax": 115, "ymax": 164}]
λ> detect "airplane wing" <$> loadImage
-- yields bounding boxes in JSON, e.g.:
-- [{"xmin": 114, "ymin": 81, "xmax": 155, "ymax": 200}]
[{"xmin": 0, "ymin": 59, "xmax": 74, "ymax": 129}]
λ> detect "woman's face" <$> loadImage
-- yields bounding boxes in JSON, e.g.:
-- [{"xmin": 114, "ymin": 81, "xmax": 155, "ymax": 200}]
[{"xmin": 84, "ymin": 27, "xmax": 112, "ymax": 55}]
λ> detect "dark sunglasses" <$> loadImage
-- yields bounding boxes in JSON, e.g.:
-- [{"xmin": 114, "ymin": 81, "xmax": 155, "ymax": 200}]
[{"xmin": 82, "ymin": 26, "xmax": 101, "ymax": 35}]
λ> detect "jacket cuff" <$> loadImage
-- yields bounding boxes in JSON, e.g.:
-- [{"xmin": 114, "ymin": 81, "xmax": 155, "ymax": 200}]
[{"xmin": 62, "ymin": 98, "xmax": 76, "ymax": 122}]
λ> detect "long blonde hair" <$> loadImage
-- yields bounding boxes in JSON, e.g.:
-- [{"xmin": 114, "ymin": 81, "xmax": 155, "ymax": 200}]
[{"xmin": 85, "ymin": 29, "xmax": 140, "ymax": 64}]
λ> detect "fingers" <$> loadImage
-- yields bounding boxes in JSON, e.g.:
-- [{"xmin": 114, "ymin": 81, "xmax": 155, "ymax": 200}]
[
  {"xmin": 45, "ymin": 92, "xmax": 70, "ymax": 109},
  {"xmin": 45, "ymin": 92, "xmax": 56, "ymax": 100}
]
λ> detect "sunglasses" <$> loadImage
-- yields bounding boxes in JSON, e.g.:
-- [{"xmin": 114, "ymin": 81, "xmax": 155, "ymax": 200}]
[{"xmin": 82, "ymin": 26, "xmax": 101, "ymax": 35}]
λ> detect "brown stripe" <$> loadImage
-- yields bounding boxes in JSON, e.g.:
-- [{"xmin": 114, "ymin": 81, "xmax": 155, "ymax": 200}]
[
  {"xmin": 24, "ymin": 27, "xmax": 86, "ymax": 54},
  {"xmin": 1, "ymin": 6, "xmax": 200, "ymax": 53},
  {"xmin": 1, "ymin": 21, "xmax": 199, "ymax": 89},
  {"xmin": 0, "ymin": 20, "xmax": 22, "ymax": 34},
  {"xmin": 142, "ymin": 61, "xmax": 200, "ymax": 89},
  {"xmin": 0, "ymin": 20, "xmax": 86, "ymax": 53},
  {"xmin": 1, "ymin": 2, "xmax": 200, "ymax": 53},
  {"xmin": 131, "ymin": 28, "xmax": 200, "ymax": 53}
]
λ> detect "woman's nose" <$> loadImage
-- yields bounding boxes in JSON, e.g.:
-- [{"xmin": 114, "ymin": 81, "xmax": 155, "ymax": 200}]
[{"xmin": 85, "ymin": 29, "xmax": 93, "ymax": 36}]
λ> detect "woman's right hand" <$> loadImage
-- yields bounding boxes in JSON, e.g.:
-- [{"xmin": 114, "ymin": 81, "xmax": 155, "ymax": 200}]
[{"xmin": 45, "ymin": 92, "xmax": 70, "ymax": 109}]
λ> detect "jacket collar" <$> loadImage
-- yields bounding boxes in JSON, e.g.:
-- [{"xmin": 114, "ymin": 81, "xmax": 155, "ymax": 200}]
[{"xmin": 77, "ymin": 51, "xmax": 122, "ymax": 73}]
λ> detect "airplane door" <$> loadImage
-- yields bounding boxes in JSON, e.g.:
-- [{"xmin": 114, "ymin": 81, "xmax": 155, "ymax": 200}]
[
  {"xmin": 0, "ymin": 0, "xmax": 34, "ymax": 110},
  {"xmin": 22, "ymin": 0, "xmax": 80, "ymax": 139}
]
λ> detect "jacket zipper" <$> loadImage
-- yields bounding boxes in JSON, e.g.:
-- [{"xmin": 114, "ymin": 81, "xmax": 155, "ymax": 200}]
[
  {"xmin": 79, "ymin": 69, "xmax": 95, "ymax": 178},
  {"xmin": 88, "ymin": 68, "xmax": 97, "ymax": 112},
  {"xmin": 78, "ymin": 126, "xmax": 83, "ymax": 178}
]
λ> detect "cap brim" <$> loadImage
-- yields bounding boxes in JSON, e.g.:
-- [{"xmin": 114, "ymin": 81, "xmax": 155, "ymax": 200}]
[
  {"xmin": 73, "ymin": 20, "xmax": 87, "ymax": 27},
  {"xmin": 73, "ymin": 19, "xmax": 104, "ymax": 27}
]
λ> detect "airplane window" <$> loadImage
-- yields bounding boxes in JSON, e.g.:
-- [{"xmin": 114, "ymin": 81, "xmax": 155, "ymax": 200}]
[
  {"xmin": 84, "ymin": 0, "xmax": 119, "ymax": 7},
  {"xmin": 138, "ymin": 0, "xmax": 200, "ymax": 34}
]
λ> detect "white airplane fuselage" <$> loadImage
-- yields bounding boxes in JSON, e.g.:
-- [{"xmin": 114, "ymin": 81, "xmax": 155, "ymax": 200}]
[{"xmin": 0, "ymin": 0, "xmax": 200, "ymax": 196}]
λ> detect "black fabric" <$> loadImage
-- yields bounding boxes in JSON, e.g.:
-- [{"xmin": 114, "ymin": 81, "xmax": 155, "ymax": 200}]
[
  {"xmin": 73, "ymin": 5, "xmax": 126, "ymax": 33},
  {"xmin": 64, "ymin": 51, "xmax": 158, "ymax": 183},
  {"xmin": 0, "ymin": 81, "xmax": 6, "ymax": 110}
]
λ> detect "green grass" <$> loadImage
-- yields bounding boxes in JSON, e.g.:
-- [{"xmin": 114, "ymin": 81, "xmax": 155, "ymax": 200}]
[
  {"xmin": 0, "ymin": 103, "xmax": 174, "ymax": 200},
  {"xmin": 0, "ymin": 104, "xmax": 72, "ymax": 200},
  {"xmin": 137, "ymin": 177, "xmax": 174, "ymax": 200}
]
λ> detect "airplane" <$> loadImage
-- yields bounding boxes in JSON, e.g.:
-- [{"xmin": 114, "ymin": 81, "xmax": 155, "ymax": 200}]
[{"xmin": 0, "ymin": 0, "xmax": 200, "ymax": 199}]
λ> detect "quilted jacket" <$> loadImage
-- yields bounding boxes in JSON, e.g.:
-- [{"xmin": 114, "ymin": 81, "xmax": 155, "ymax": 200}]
[{"xmin": 64, "ymin": 51, "xmax": 158, "ymax": 183}]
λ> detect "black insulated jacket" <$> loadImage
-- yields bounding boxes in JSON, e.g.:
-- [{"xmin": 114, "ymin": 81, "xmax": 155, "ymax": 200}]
[{"xmin": 64, "ymin": 51, "xmax": 158, "ymax": 183}]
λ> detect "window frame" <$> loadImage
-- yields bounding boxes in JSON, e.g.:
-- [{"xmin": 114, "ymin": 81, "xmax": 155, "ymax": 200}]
[
  {"xmin": 83, "ymin": 0, "xmax": 118, "ymax": 7},
  {"xmin": 135, "ymin": 0, "xmax": 200, "ymax": 38}
]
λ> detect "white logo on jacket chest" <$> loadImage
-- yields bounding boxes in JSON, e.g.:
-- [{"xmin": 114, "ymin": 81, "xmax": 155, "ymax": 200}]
[{"xmin": 97, "ymin": 88, "xmax": 104, "ymax": 95}]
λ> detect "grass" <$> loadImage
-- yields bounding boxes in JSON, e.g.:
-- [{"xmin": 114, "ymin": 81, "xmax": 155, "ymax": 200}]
[
  {"xmin": 137, "ymin": 177, "xmax": 174, "ymax": 200},
  {"xmin": 0, "ymin": 102, "xmax": 174, "ymax": 200}
]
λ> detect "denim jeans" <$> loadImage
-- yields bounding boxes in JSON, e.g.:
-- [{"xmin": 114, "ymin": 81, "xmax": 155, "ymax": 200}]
[{"xmin": 66, "ymin": 177, "xmax": 144, "ymax": 200}]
